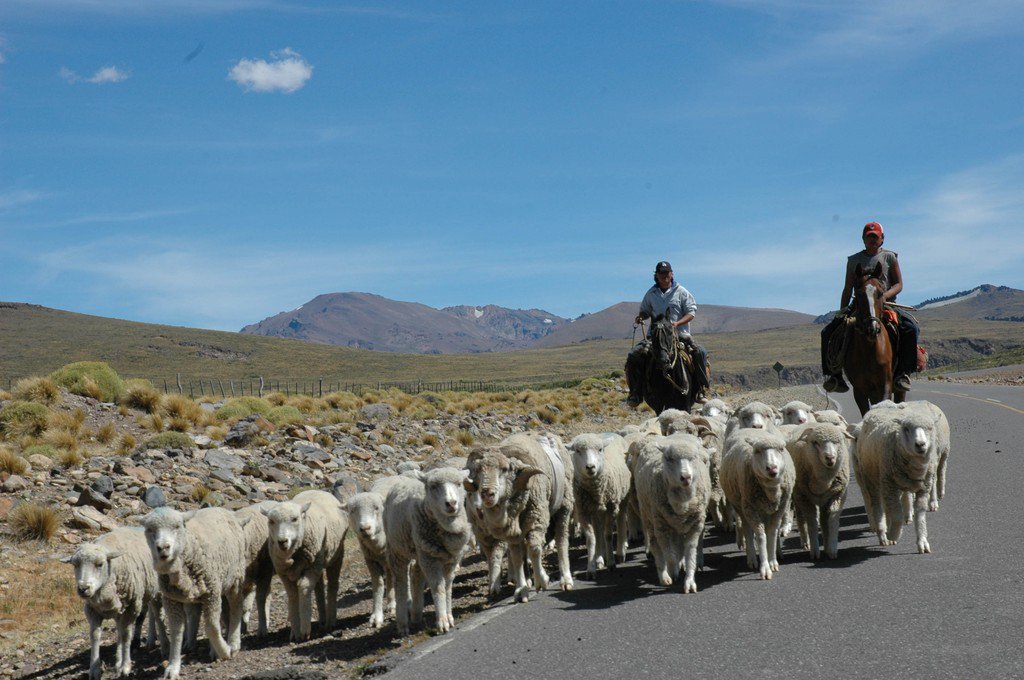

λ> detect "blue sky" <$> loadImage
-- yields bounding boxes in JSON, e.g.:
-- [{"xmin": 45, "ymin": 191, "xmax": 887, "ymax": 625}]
[{"xmin": 2, "ymin": 1, "xmax": 1023, "ymax": 332}]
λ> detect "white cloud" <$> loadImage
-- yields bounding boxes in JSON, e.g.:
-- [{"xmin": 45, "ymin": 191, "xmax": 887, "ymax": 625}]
[
  {"xmin": 60, "ymin": 65, "xmax": 130, "ymax": 84},
  {"xmin": 0, "ymin": 189, "xmax": 47, "ymax": 210},
  {"xmin": 228, "ymin": 48, "xmax": 312, "ymax": 94}
]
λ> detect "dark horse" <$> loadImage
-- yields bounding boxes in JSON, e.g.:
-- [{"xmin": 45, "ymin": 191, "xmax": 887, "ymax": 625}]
[
  {"xmin": 641, "ymin": 315, "xmax": 700, "ymax": 415},
  {"xmin": 845, "ymin": 262, "xmax": 907, "ymax": 415}
]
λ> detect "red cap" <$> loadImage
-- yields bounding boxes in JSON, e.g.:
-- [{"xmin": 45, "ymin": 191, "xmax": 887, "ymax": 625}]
[{"xmin": 863, "ymin": 221, "xmax": 884, "ymax": 238}]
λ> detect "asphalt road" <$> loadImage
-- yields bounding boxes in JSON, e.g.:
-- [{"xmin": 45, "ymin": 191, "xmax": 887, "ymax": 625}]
[{"xmin": 378, "ymin": 381, "xmax": 1024, "ymax": 680}]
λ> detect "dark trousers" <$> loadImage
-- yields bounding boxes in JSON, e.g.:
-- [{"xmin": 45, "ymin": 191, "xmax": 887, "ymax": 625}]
[
  {"xmin": 820, "ymin": 311, "xmax": 920, "ymax": 377},
  {"xmin": 626, "ymin": 337, "xmax": 709, "ymax": 398}
]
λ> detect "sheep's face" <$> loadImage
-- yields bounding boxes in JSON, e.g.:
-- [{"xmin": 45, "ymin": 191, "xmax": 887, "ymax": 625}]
[
  {"xmin": 899, "ymin": 415, "xmax": 935, "ymax": 458},
  {"xmin": 665, "ymin": 419, "xmax": 697, "ymax": 436},
  {"xmin": 142, "ymin": 511, "xmax": 187, "ymax": 572},
  {"xmin": 346, "ymin": 493, "xmax": 384, "ymax": 541},
  {"xmin": 263, "ymin": 502, "xmax": 311, "ymax": 556},
  {"xmin": 571, "ymin": 440, "xmax": 605, "ymax": 480},
  {"xmin": 738, "ymin": 409, "xmax": 769, "ymax": 430},
  {"xmin": 750, "ymin": 442, "xmax": 786, "ymax": 482},
  {"xmin": 67, "ymin": 545, "xmax": 119, "ymax": 599},
  {"xmin": 423, "ymin": 469, "xmax": 468, "ymax": 524},
  {"xmin": 810, "ymin": 434, "xmax": 843, "ymax": 469},
  {"xmin": 662, "ymin": 448, "xmax": 699, "ymax": 490},
  {"xmin": 782, "ymin": 403, "xmax": 812, "ymax": 426},
  {"xmin": 701, "ymin": 401, "xmax": 725, "ymax": 418}
]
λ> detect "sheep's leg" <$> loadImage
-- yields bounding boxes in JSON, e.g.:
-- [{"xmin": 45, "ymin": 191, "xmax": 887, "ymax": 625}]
[
  {"xmin": 385, "ymin": 566, "xmax": 396, "ymax": 618},
  {"xmin": 115, "ymin": 611, "xmax": 136, "ymax": 677},
  {"xmin": 483, "ymin": 538, "xmax": 505, "ymax": 600},
  {"xmin": 202, "ymin": 594, "xmax": 232, "ymax": 661},
  {"xmin": 615, "ymin": 510, "xmax": 629, "ymax": 564},
  {"xmin": 418, "ymin": 557, "xmax": 450, "ymax": 633},
  {"xmin": 314, "ymin": 573, "xmax": 327, "ymax": 626},
  {"xmin": 163, "ymin": 600, "xmax": 185, "ymax": 680},
  {"xmin": 256, "ymin": 573, "xmax": 272, "ymax": 638},
  {"xmin": 755, "ymin": 524, "xmax": 772, "ymax": 580},
  {"xmin": 882, "ymin": 485, "xmax": 904, "ymax": 546},
  {"xmin": 150, "ymin": 598, "xmax": 169, "ymax": 655},
  {"xmin": 582, "ymin": 521, "xmax": 597, "ymax": 578},
  {"xmin": 596, "ymin": 515, "xmax": 610, "ymax": 572},
  {"xmin": 824, "ymin": 498, "xmax": 842, "ymax": 559},
  {"xmin": 526, "ymin": 530, "xmax": 551, "ymax": 594},
  {"xmin": 296, "ymin": 570, "xmax": 318, "ymax": 641},
  {"xmin": 444, "ymin": 562, "xmax": 458, "ymax": 628},
  {"xmin": 937, "ymin": 455, "xmax": 947, "ymax": 500},
  {"xmin": 143, "ymin": 600, "xmax": 156, "ymax": 649},
  {"xmin": 85, "ymin": 607, "xmax": 104, "ymax": 680},
  {"xmin": 368, "ymin": 561, "xmax": 386, "ymax": 628},
  {"xmin": 225, "ymin": 595, "xmax": 243, "ymax": 655},
  {"xmin": 913, "ymin": 489, "xmax": 931, "ymax": 554},
  {"xmin": 902, "ymin": 491, "xmax": 914, "ymax": 525},
  {"xmin": 648, "ymin": 533, "xmax": 671, "ymax": 586},
  {"xmin": 183, "ymin": 603, "xmax": 200, "ymax": 653},
  {"xmin": 391, "ymin": 559, "xmax": 411, "ymax": 636},
  {"xmin": 280, "ymin": 579, "xmax": 300, "ymax": 642},
  {"xmin": 794, "ymin": 503, "xmax": 810, "ymax": 553},
  {"xmin": 410, "ymin": 562, "xmax": 425, "ymax": 627},
  {"xmin": 743, "ymin": 519, "xmax": 757, "ymax": 570},
  {"xmin": 734, "ymin": 508, "xmax": 747, "ymax": 552},
  {"xmin": 553, "ymin": 508, "xmax": 575, "ymax": 591},
  {"xmin": 696, "ymin": 532, "xmax": 705, "ymax": 571},
  {"xmin": 682, "ymin": 530, "xmax": 700, "ymax": 593},
  {"xmin": 131, "ymin": 608, "xmax": 144, "ymax": 650},
  {"xmin": 665, "ymin": 533, "xmax": 682, "ymax": 583},
  {"xmin": 799, "ymin": 500, "xmax": 820, "ymax": 560},
  {"xmin": 766, "ymin": 514, "xmax": 782, "ymax": 573},
  {"xmin": 325, "ymin": 563, "xmax": 341, "ymax": 628},
  {"xmin": 240, "ymin": 589, "xmax": 255, "ymax": 635},
  {"xmin": 509, "ymin": 542, "xmax": 530, "ymax": 603}
]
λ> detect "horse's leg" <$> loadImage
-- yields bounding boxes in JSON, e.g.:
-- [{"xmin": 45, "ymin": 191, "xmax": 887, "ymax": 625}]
[{"xmin": 853, "ymin": 389, "xmax": 871, "ymax": 416}]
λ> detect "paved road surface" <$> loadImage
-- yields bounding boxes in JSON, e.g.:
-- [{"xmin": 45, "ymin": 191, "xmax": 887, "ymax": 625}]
[{"xmin": 379, "ymin": 382, "xmax": 1024, "ymax": 679}]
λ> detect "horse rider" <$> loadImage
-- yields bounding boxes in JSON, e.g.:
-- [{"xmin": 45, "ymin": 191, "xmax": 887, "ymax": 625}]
[
  {"xmin": 625, "ymin": 261, "xmax": 709, "ymax": 407},
  {"xmin": 820, "ymin": 221, "xmax": 920, "ymax": 393}
]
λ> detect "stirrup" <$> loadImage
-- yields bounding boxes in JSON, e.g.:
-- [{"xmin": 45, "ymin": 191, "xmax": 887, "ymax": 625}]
[
  {"xmin": 894, "ymin": 374, "xmax": 911, "ymax": 391},
  {"xmin": 823, "ymin": 375, "xmax": 849, "ymax": 393}
]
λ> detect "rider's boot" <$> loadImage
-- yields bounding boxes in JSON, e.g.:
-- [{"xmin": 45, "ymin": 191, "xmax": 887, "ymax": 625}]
[
  {"xmin": 894, "ymin": 373, "xmax": 911, "ymax": 392},
  {"xmin": 823, "ymin": 374, "xmax": 849, "ymax": 393},
  {"xmin": 626, "ymin": 391, "xmax": 642, "ymax": 408}
]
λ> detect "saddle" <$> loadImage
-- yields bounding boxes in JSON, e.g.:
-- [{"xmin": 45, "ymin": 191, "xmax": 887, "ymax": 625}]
[{"xmin": 825, "ymin": 312, "xmax": 900, "ymax": 376}]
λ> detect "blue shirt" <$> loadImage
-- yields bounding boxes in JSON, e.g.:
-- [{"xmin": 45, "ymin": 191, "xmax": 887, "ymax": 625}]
[{"xmin": 640, "ymin": 283, "xmax": 697, "ymax": 337}]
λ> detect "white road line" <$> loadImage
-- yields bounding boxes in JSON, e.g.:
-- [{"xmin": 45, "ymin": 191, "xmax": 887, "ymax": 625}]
[{"xmin": 988, "ymin": 398, "xmax": 1002, "ymax": 403}]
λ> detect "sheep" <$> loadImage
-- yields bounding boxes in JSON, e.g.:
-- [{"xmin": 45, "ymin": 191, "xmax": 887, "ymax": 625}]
[
  {"xmin": 687, "ymin": 415, "xmax": 728, "ymax": 530},
  {"xmin": 233, "ymin": 503, "xmax": 275, "ymax": 637},
  {"xmin": 781, "ymin": 400, "xmax": 815, "ymax": 426},
  {"xmin": 640, "ymin": 416, "xmax": 663, "ymax": 435},
  {"xmin": 63, "ymin": 527, "xmax": 166, "ymax": 679},
  {"xmin": 396, "ymin": 461, "xmax": 422, "ymax": 474},
  {"xmin": 700, "ymin": 398, "xmax": 731, "ymax": 419},
  {"xmin": 568, "ymin": 433, "xmax": 632, "ymax": 578},
  {"xmin": 464, "ymin": 431, "xmax": 575, "ymax": 603},
  {"xmin": 140, "ymin": 507, "xmax": 248, "ymax": 680},
  {"xmin": 383, "ymin": 467, "xmax": 472, "ymax": 635},
  {"xmin": 345, "ymin": 490, "xmax": 393, "ymax": 628},
  {"xmin": 786, "ymin": 423, "xmax": 853, "ymax": 559},
  {"xmin": 724, "ymin": 400, "xmax": 779, "ymax": 443},
  {"xmin": 812, "ymin": 409, "xmax": 848, "ymax": 428},
  {"xmin": 657, "ymin": 408, "xmax": 698, "ymax": 436},
  {"xmin": 720, "ymin": 429, "xmax": 794, "ymax": 580},
  {"xmin": 617, "ymin": 424, "xmax": 641, "ymax": 437},
  {"xmin": 260, "ymin": 490, "xmax": 349, "ymax": 641},
  {"xmin": 632, "ymin": 434, "xmax": 711, "ymax": 592},
  {"xmin": 853, "ymin": 402, "xmax": 943, "ymax": 553}
]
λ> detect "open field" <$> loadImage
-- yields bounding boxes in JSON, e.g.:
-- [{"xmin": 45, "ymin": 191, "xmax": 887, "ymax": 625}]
[{"xmin": 2, "ymin": 303, "xmax": 1022, "ymax": 389}]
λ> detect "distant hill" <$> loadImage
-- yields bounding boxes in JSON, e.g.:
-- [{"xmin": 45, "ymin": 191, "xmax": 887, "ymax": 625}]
[
  {"xmin": 533, "ymin": 302, "xmax": 816, "ymax": 348},
  {"xmin": 814, "ymin": 284, "xmax": 1024, "ymax": 325},
  {"xmin": 240, "ymin": 293, "xmax": 568, "ymax": 354}
]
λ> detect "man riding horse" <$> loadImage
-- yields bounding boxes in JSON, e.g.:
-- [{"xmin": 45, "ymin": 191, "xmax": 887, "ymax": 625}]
[
  {"xmin": 625, "ymin": 261, "xmax": 710, "ymax": 408},
  {"xmin": 820, "ymin": 221, "xmax": 920, "ymax": 394}
]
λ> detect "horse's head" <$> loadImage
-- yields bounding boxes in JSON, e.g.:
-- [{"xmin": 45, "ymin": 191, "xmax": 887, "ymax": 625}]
[
  {"xmin": 852, "ymin": 262, "xmax": 886, "ymax": 337},
  {"xmin": 649, "ymin": 314, "xmax": 676, "ymax": 369}
]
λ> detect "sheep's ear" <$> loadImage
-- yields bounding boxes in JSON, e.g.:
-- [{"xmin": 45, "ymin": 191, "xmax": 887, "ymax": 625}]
[
  {"xmin": 299, "ymin": 502, "xmax": 313, "ymax": 515},
  {"xmin": 410, "ymin": 470, "xmax": 426, "ymax": 483},
  {"xmin": 106, "ymin": 550, "xmax": 124, "ymax": 561},
  {"xmin": 797, "ymin": 428, "xmax": 815, "ymax": 443},
  {"xmin": 462, "ymin": 476, "xmax": 478, "ymax": 493},
  {"xmin": 842, "ymin": 430, "xmax": 856, "ymax": 441},
  {"xmin": 181, "ymin": 510, "xmax": 197, "ymax": 522},
  {"xmin": 60, "ymin": 555, "xmax": 75, "ymax": 564},
  {"xmin": 237, "ymin": 514, "xmax": 253, "ymax": 528},
  {"xmin": 260, "ymin": 505, "xmax": 274, "ymax": 517},
  {"xmin": 460, "ymin": 469, "xmax": 471, "ymax": 481},
  {"xmin": 512, "ymin": 466, "xmax": 543, "ymax": 494}
]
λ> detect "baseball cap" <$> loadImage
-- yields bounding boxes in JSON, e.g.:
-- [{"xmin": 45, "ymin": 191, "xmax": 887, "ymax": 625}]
[
  {"xmin": 655, "ymin": 261, "xmax": 672, "ymax": 273},
  {"xmin": 863, "ymin": 222, "xmax": 884, "ymax": 238}
]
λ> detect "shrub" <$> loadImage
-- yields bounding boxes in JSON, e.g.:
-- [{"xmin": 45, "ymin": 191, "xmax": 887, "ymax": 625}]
[
  {"xmin": 266, "ymin": 392, "xmax": 287, "ymax": 406},
  {"xmin": 95, "ymin": 422, "xmax": 117, "ymax": 444},
  {"xmin": 47, "ymin": 408, "xmax": 85, "ymax": 434},
  {"xmin": 160, "ymin": 394, "xmax": 203, "ymax": 425},
  {"xmin": 456, "ymin": 430, "xmax": 474, "ymax": 446},
  {"xmin": 121, "ymin": 379, "xmax": 162, "ymax": 413},
  {"xmin": 12, "ymin": 377, "xmax": 61, "ymax": 405},
  {"xmin": 215, "ymin": 397, "xmax": 271, "ymax": 422},
  {"xmin": 8, "ymin": 503, "xmax": 61, "ymax": 542},
  {"xmin": 421, "ymin": 433, "xmax": 440, "ymax": 448},
  {"xmin": 148, "ymin": 414, "xmax": 165, "ymax": 433},
  {"xmin": 118, "ymin": 433, "xmax": 137, "ymax": 455},
  {"xmin": 167, "ymin": 416, "xmax": 192, "ymax": 432},
  {"xmin": 266, "ymin": 405, "xmax": 303, "ymax": 427},
  {"xmin": 145, "ymin": 431, "xmax": 193, "ymax": 450},
  {"xmin": 49, "ymin": 362, "xmax": 124, "ymax": 402},
  {"xmin": 0, "ymin": 447, "xmax": 29, "ymax": 475},
  {"xmin": 0, "ymin": 401, "xmax": 50, "ymax": 438},
  {"xmin": 56, "ymin": 448, "xmax": 85, "ymax": 468},
  {"xmin": 324, "ymin": 391, "xmax": 360, "ymax": 411},
  {"xmin": 205, "ymin": 425, "xmax": 228, "ymax": 441},
  {"xmin": 42, "ymin": 428, "xmax": 79, "ymax": 453}
]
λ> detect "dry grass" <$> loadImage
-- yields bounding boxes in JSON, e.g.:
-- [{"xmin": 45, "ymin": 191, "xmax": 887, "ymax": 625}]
[
  {"xmin": 0, "ymin": 401, "xmax": 50, "ymax": 439},
  {"xmin": 12, "ymin": 376, "xmax": 61, "ymax": 405},
  {"xmin": 42, "ymin": 428, "xmax": 79, "ymax": 454},
  {"xmin": 95, "ymin": 422, "xmax": 116, "ymax": 444},
  {"xmin": 55, "ymin": 448, "xmax": 85, "ymax": 469},
  {"xmin": 47, "ymin": 408, "xmax": 86, "ymax": 435},
  {"xmin": 8, "ymin": 503, "xmax": 61, "ymax": 542},
  {"xmin": 0, "ymin": 447, "xmax": 29, "ymax": 475},
  {"xmin": 121, "ymin": 379, "xmax": 163, "ymax": 413},
  {"xmin": 205, "ymin": 424, "xmax": 228, "ymax": 441},
  {"xmin": 190, "ymin": 483, "xmax": 212, "ymax": 504},
  {"xmin": 266, "ymin": 392, "xmax": 287, "ymax": 406},
  {"xmin": 147, "ymin": 413, "xmax": 166, "ymax": 433},
  {"xmin": 456, "ymin": 430, "xmax": 474, "ymax": 446},
  {"xmin": 117, "ymin": 432, "xmax": 137, "ymax": 455},
  {"xmin": 160, "ymin": 394, "xmax": 203, "ymax": 426},
  {"xmin": 421, "ymin": 433, "xmax": 440, "ymax": 448},
  {"xmin": 167, "ymin": 416, "xmax": 192, "ymax": 432},
  {"xmin": 324, "ymin": 391, "xmax": 361, "ymax": 411},
  {"xmin": 287, "ymin": 395, "xmax": 325, "ymax": 413},
  {"xmin": 0, "ymin": 542, "xmax": 84, "ymax": 655}
]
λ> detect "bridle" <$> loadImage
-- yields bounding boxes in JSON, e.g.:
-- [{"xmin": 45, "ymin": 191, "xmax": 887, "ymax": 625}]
[{"xmin": 852, "ymin": 277, "xmax": 885, "ymax": 338}]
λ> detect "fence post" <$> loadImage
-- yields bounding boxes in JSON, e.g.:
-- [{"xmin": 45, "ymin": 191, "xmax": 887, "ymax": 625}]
[
  {"xmin": 218, "ymin": 379, "xmax": 225, "ymax": 398},
  {"xmin": 259, "ymin": 376, "xmax": 264, "ymax": 399},
  {"xmin": 188, "ymin": 380, "xmax": 194, "ymax": 398},
  {"xmin": 163, "ymin": 379, "xmax": 168, "ymax": 393},
  {"xmin": 176, "ymin": 373, "xmax": 183, "ymax": 394},
  {"xmin": 229, "ymin": 380, "xmax": 234, "ymax": 397},
  {"xmin": 319, "ymin": 378, "xmax": 323, "ymax": 397}
]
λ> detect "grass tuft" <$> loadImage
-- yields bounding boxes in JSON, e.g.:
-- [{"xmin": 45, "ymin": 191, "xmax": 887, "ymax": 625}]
[
  {"xmin": 95, "ymin": 422, "xmax": 117, "ymax": 444},
  {"xmin": 265, "ymin": 405, "xmax": 303, "ymax": 427},
  {"xmin": 160, "ymin": 394, "xmax": 203, "ymax": 425},
  {"xmin": 145, "ymin": 431, "xmax": 193, "ymax": 450},
  {"xmin": 0, "ymin": 447, "xmax": 29, "ymax": 475},
  {"xmin": 12, "ymin": 377, "xmax": 61, "ymax": 405},
  {"xmin": 8, "ymin": 503, "xmax": 61, "ymax": 542},
  {"xmin": 118, "ymin": 433, "xmax": 137, "ymax": 455},
  {"xmin": 49, "ymin": 361, "xmax": 125, "ymax": 402},
  {"xmin": 121, "ymin": 379, "xmax": 162, "ymax": 413},
  {"xmin": 0, "ymin": 401, "xmax": 50, "ymax": 439}
]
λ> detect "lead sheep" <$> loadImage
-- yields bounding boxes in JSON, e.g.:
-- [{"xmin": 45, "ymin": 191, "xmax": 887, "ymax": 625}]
[
  {"xmin": 64, "ymin": 527, "xmax": 166, "ymax": 679},
  {"xmin": 384, "ymin": 467, "xmax": 472, "ymax": 635},
  {"xmin": 140, "ymin": 507, "xmax": 248, "ymax": 680},
  {"xmin": 632, "ymin": 434, "xmax": 711, "ymax": 592},
  {"xmin": 568, "ymin": 433, "xmax": 632, "ymax": 577},
  {"xmin": 854, "ymin": 402, "xmax": 943, "ymax": 553},
  {"xmin": 261, "ymin": 490, "xmax": 348, "ymax": 641},
  {"xmin": 720, "ymin": 429, "xmax": 794, "ymax": 579},
  {"xmin": 345, "ymin": 487, "xmax": 394, "ymax": 628},
  {"xmin": 786, "ymin": 422, "xmax": 853, "ymax": 559},
  {"xmin": 464, "ymin": 432, "xmax": 575, "ymax": 603}
]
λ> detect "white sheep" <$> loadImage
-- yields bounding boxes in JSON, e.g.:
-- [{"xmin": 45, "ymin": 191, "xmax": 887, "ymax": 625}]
[
  {"xmin": 233, "ymin": 503, "xmax": 275, "ymax": 637},
  {"xmin": 345, "ymin": 490, "xmax": 393, "ymax": 628},
  {"xmin": 261, "ymin": 490, "xmax": 349, "ymax": 641},
  {"xmin": 657, "ymin": 408, "xmax": 697, "ymax": 436},
  {"xmin": 140, "ymin": 507, "xmax": 248, "ymax": 680},
  {"xmin": 633, "ymin": 434, "xmax": 711, "ymax": 592},
  {"xmin": 568, "ymin": 433, "xmax": 632, "ymax": 578},
  {"xmin": 724, "ymin": 400, "xmax": 779, "ymax": 443},
  {"xmin": 854, "ymin": 402, "xmax": 943, "ymax": 553},
  {"xmin": 464, "ymin": 432, "xmax": 575, "ymax": 603},
  {"xmin": 720, "ymin": 429, "xmax": 794, "ymax": 580},
  {"xmin": 700, "ymin": 398, "xmax": 731, "ymax": 419},
  {"xmin": 812, "ymin": 409, "xmax": 848, "ymax": 428},
  {"xmin": 64, "ymin": 527, "xmax": 166, "ymax": 679},
  {"xmin": 688, "ymin": 415, "xmax": 728, "ymax": 530},
  {"xmin": 384, "ymin": 467, "xmax": 472, "ymax": 635},
  {"xmin": 887, "ymin": 401, "xmax": 951, "ymax": 512},
  {"xmin": 781, "ymin": 400, "xmax": 815, "ymax": 426},
  {"xmin": 786, "ymin": 422, "xmax": 853, "ymax": 559}
]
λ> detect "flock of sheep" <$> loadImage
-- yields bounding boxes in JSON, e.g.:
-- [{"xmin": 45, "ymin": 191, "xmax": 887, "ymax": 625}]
[{"xmin": 62, "ymin": 396, "xmax": 951, "ymax": 679}]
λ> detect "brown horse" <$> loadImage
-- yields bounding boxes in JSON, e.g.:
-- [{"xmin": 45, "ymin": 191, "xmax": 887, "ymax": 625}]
[
  {"xmin": 844, "ymin": 262, "xmax": 906, "ymax": 415},
  {"xmin": 641, "ymin": 315, "xmax": 698, "ymax": 414}
]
